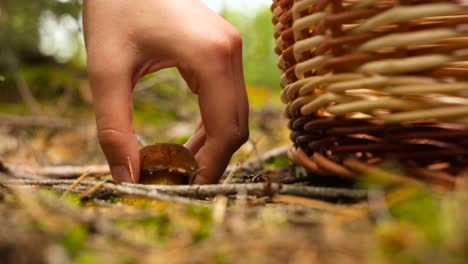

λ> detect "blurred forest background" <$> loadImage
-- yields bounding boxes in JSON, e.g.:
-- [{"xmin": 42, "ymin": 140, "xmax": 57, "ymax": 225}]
[
  {"xmin": 3, "ymin": 2, "xmax": 468, "ymax": 264},
  {"xmin": 0, "ymin": 0, "xmax": 289, "ymax": 167}
]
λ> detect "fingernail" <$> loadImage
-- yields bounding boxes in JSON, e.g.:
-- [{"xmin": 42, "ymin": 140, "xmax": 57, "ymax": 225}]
[{"xmin": 111, "ymin": 165, "xmax": 131, "ymax": 183}]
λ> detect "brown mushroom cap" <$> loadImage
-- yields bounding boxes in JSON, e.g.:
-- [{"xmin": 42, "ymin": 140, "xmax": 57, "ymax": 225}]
[{"xmin": 139, "ymin": 143, "xmax": 199, "ymax": 185}]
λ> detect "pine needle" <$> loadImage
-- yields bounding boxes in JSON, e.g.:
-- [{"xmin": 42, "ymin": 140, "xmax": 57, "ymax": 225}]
[
  {"xmin": 128, "ymin": 156, "xmax": 136, "ymax": 183},
  {"xmin": 60, "ymin": 171, "xmax": 90, "ymax": 198},
  {"xmin": 223, "ymin": 162, "xmax": 239, "ymax": 184},
  {"xmin": 78, "ymin": 179, "xmax": 109, "ymax": 199}
]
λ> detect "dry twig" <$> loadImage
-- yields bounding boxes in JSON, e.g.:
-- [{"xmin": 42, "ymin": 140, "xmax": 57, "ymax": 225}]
[
  {"xmin": 127, "ymin": 182, "xmax": 368, "ymax": 201},
  {"xmin": 0, "ymin": 178, "xmax": 368, "ymax": 202},
  {"xmin": 60, "ymin": 172, "xmax": 90, "ymax": 198},
  {"xmin": 88, "ymin": 180, "xmax": 366, "ymax": 200},
  {"xmin": 223, "ymin": 163, "xmax": 239, "ymax": 184},
  {"xmin": 4, "ymin": 163, "xmax": 110, "ymax": 179},
  {"xmin": 78, "ymin": 179, "xmax": 110, "ymax": 199},
  {"xmin": 0, "ymin": 113, "xmax": 72, "ymax": 129},
  {"xmin": 0, "ymin": 178, "xmax": 210, "ymax": 206}
]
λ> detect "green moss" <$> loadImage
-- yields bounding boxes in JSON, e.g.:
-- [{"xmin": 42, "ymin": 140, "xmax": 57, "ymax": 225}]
[
  {"xmin": 214, "ymin": 253, "xmax": 233, "ymax": 264},
  {"xmin": 120, "ymin": 257, "xmax": 139, "ymax": 264},
  {"xmin": 115, "ymin": 213, "xmax": 172, "ymax": 240},
  {"xmin": 192, "ymin": 225, "xmax": 211, "ymax": 244},
  {"xmin": 74, "ymin": 253, "xmax": 101, "ymax": 264},
  {"xmin": 185, "ymin": 205, "xmax": 213, "ymax": 244},
  {"xmin": 136, "ymin": 214, "xmax": 171, "ymax": 237},
  {"xmin": 63, "ymin": 193, "xmax": 84, "ymax": 206},
  {"xmin": 62, "ymin": 225, "xmax": 89, "ymax": 256},
  {"xmin": 265, "ymin": 154, "xmax": 289, "ymax": 169},
  {"xmin": 390, "ymin": 189, "xmax": 442, "ymax": 242},
  {"xmin": 104, "ymin": 196, "xmax": 155, "ymax": 209},
  {"xmin": 186, "ymin": 205, "xmax": 212, "ymax": 224},
  {"xmin": 0, "ymin": 103, "xmax": 30, "ymax": 114},
  {"xmin": 105, "ymin": 196, "xmax": 121, "ymax": 204}
]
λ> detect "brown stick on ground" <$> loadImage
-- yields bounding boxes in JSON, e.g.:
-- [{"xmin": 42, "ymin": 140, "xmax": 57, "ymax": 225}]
[
  {"xmin": 60, "ymin": 172, "xmax": 90, "ymax": 198},
  {"xmin": 0, "ymin": 178, "xmax": 369, "ymax": 202},
  {"xmin": 4, "ymin": 164, "xmax": 110, "ymax": 179},
  {"xmin": 0, "ymin": 113, "xmax": 73, "ymax": 129},
  {"xmin": 2, "ymin": 178, "xmax": 210, "ymax": 206}
]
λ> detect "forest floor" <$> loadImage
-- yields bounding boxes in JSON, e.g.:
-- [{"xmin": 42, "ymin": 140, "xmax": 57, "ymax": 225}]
[{"xmin": 1, "ymin": 72, "xmax": 468, "ymax": 264}]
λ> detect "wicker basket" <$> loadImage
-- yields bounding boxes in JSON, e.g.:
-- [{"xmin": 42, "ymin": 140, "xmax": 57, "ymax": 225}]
[{"xmin": 271, "ymin": 0, "xmax": 468, "ymax": 187}]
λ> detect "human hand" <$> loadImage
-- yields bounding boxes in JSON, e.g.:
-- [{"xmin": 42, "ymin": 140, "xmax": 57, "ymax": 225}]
[{"xmin": 83, "ymin": 0, "xmax": 249, "ymax": 184}]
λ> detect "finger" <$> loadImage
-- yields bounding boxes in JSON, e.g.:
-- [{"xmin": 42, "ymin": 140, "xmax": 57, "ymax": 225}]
[
  {"xmin": 182, "ymin": 35, "xmax": 249, "ymax": 184},
  {"xmin": 230, "ymin": 32, "xmax": 250, "ymax": 126},
  {"xmin": 211, "ymin": 19, "xmax": 250, "ymax": 124},
  {"xmin": 183, "ymin": 120, "xmax": 206, "ymax": 155},
  {"xmin": 89, "ymin": 67, "xmax": 140, "ymax": 183}
]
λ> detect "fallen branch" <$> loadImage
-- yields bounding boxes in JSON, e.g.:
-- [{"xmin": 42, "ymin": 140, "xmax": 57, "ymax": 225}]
[
  {"xmin": 78, "ymin": 179, "xmax": 109, "ymax": 199},
  {"xmin": 61, "ymin": 172, "xmax": 91, "ymax": 198},
  {"xmin": 226, "ymin": 145, "xmax": 289, "ymax": 172},
  {"xmin": 0, "ymin": 178, "xmax": 368, "ymax": 202},
  {"xmin": 0, "ymin": 113, "xmax": 72, "ymax": 129},
  {"xmin": 1, "ymin": 178, "xmax": 210, "ymax": 206},
  {"xmin": 128, "ymin": 183, "xmax": 368, "ymax": 202},
  {"xmin": 4, "ymin": 164, "xmax": 110, "ymax": 179},
  {"xmin": 96, "ymin": 183, "xmax": 210, "ymax": 206}
]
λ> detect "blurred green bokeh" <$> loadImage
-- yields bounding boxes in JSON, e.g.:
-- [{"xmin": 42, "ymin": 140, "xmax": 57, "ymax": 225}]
[{"xmin": 0, "ymin": 1, "xmax": 280, "ymax": 113}]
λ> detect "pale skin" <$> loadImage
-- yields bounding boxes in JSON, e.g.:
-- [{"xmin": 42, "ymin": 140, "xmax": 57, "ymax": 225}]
[{"xmin": 83, "ymin": 0, "xmax": 249, "ymax": 184}]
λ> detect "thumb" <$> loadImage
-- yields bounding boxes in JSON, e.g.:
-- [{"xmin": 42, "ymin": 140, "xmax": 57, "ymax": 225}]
[{"xmin": 89, "ymin": 67, "xmax": 140, "ymax": 183}]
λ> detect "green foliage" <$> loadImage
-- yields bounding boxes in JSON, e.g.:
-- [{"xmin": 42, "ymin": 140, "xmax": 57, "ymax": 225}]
[
  {"xmin": 214, "ymin": 253, "xmax": 233, "ymax": 264},
  {"xmin": 63, "ymin": 193, "xmax": 84, "ymax": 206},
  {"xmin": 174, "ymin": 134, "xmax": 191, "ymax": 145},
  {"xmin": 74, "ymin": 253, "xmax": 102, "ymax": 264},
  {"xmin": 107, "ymin": 196, "xmax": 156, "ymax": 209},
  {"xmin": 1, "ymin": 1, "xmax": 281, "ymax": 117},
  {"xmin": 62, "ymin": 225, "xmax": 90, "ymax": 256},
  {"xmin": 0, "ymin": 102, "xmax": 29, "ymax": 114},
  {"xmin": 133, "ymin": 100, "xmax": 180, "ymax": 127},
  {"xmin": 372, "ymin": 186, "xmax": 468, "ymax": 264},
  {"xmin": 265, "ymin": 154, "xmax": 290, "ymax": 169},
  {"xmin": 185, "ymin": 205, "xmax": 213, "ymax": 243},
  {"xmin": 134, "ymin": 214, "xmax": 172, "ymax": 238},
  {"xmin": 389, "ymin": 188, "xmax": 441, "ymax": 242},
  {"xmin": 192, "ymin": 224, "xmax": 211, "ymax": 244},
  {"xmin": 222, "ymin": 7, "xmax": 281, "ymax": 90},
  {"xmin": 1, "ymin": 0, "xmax": 81, "ymax": 65},
  {"xmin": 186, "ymin": 205, "xmax": 212, "ymax": 223}
]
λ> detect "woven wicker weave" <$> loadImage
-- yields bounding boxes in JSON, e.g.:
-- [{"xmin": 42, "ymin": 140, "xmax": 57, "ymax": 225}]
[{"xmin": 272, "ymin": 0, "xmax": 468, "ymax": 187}]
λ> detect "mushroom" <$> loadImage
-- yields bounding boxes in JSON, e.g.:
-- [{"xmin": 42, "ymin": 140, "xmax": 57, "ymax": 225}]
[{"xmin": 139, "ymin": 143, "xmax": 199, "ymax": 185}]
